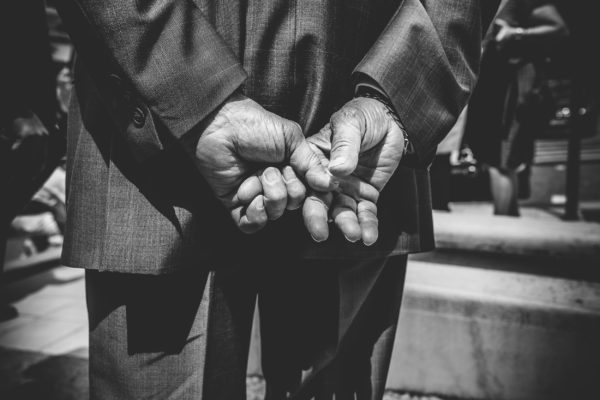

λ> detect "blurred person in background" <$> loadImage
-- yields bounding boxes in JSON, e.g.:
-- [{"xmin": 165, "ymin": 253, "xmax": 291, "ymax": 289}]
[
  {"xmin": 430, "ymin": 107, "xmax": 468, "ymax": 211},
  {"xmin": 0, "ymin": 0, "xmax": 64, "ymax": 320},
  {"xmin": 463, "ymin": 0, "xmax": 569, "ymax": 216}
]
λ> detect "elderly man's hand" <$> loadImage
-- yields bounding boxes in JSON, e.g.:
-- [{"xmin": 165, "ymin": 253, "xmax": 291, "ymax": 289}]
[
  {"xmin": 303, "ymin": 97, "xmax": 406, "ymax": 245},
  {"xmin": 191, "ymin": 93, "xmax": 334, "ymax": 233}
]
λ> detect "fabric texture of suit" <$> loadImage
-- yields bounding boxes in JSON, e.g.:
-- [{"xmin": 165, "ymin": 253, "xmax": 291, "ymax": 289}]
[
  {"xmin": 54, "ymin": 0, "xmax": 497, "ymax": 398},
  {"xmin": 57, "ymin": 0, "xmax": 497, "ymax": 274}
]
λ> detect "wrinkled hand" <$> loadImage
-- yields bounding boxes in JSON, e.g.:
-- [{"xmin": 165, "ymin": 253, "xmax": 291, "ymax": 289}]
[
  {"xmin": 192, "ymin": 93, "xmax": 334, "ymax": 233},
  {"xmin": 303, "ymin": 97, "xmax": 406, "ymax": 245}
]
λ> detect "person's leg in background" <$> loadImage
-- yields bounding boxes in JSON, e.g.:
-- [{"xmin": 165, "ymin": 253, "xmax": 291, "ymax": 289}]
[
  {"xmin": 431, "ymin": 107, "xmax": 469, "ymax": 211},
  {"xmin": 259, "ymin": 255, "xmax": 408, "ymax": 400},
  {"xmin": 490, "ymin": 62, "xmax": 539, "ymax": 217},
  {"xmin": 489, "ymin": 166, "xmax": 520, "ymax": 216},
  {"xmin": 86, "ymin": 264, "xmax": 257, "ymax": 400},
  {"xmin": 462, "ymin": 45, "xmax": 513, "ymax": 170},
  {"xmin": 430, "ymin": 154, "xmax": 452, "ymax": 211}
]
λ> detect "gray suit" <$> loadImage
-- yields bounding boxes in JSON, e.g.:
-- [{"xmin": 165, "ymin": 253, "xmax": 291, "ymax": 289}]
[{"xmin": 55, "ymin": 0, "xmax": 497, "ymax": 398}]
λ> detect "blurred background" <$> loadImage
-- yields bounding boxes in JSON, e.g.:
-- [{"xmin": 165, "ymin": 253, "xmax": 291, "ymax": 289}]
[{"xmin": 1, "ymin": 1, "xmax": 599, "ymax": 399}]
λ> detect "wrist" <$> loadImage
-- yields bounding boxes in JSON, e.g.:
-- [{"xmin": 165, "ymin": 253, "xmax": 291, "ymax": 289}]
[{"xmin": 354, "ymin": 88, "xmax": 413, "ymax": 157}]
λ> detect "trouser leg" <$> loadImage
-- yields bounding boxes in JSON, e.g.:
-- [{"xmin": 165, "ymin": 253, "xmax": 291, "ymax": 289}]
[
  {"xmin": 260, "ymin": 255, "xmax": 408, "ymax": 400},
  {"xmin": 202, "ymin": 266, "xmax": 259, "ymax": 399},
  {"xmin": 489, "ymin": 166, "xmax": 520, "ymax": 216},
  {"xmin": 86, "ymin": 265, "xmax": 256, "ymax": 400}
]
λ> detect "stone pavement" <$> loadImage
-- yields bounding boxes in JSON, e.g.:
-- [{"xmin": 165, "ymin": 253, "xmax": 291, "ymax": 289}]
[
  {"xmin": 0, "ymin": 267, "xmax": 88, "ymax": 400},
  {"xmin": 0, "ymin": 267, "xmax": 87, "ymax": 357}
]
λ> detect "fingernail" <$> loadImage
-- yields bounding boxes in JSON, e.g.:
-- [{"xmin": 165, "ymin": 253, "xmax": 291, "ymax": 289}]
[
  {"xmin": 311, "ymin": 234, "xmax": 325, "ymax": 243},
  {"xmin": 256, "ymin": 199, "xmax": 265, "ymax": 210},
  {"xmin": 363, "ymin": 238, "xmax": 376, "ymax": 246},
  {"xmin": 344, "ymin": 234, "xmax": 359, "ymax": 243},
  {"xmin": 264, "ymin": 168, "xmax": 279, "ymax": 183},
  {"xmin": 282, "ymin": 167, "xmax": 297, "ymax": 184}
]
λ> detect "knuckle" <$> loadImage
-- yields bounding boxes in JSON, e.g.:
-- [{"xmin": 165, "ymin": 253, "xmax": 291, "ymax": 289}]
[
  {"xmin": 304, "ymin": 197, "xmax": 327, "ymax": 215},
  {"xmin": 290, "ymin": 121, "xmax": 302, "ymax": 133},
  {"xmin": 251, "ymin": 213, "xmax": 268, "ymax": 228},
  {"xmin": 285, "ymin": 121, "xmax": 303, "ymax": 138},
  {"xmin": 267, "ymin": 187, "xmax": 287, "ymax": 203},
  {"xmin": 291, "ymin": 184, "xmax": 307, "ymax": 200},
  {"xmin": 333, "ymin": 106, "xmax": 357, "ymax": 122}
]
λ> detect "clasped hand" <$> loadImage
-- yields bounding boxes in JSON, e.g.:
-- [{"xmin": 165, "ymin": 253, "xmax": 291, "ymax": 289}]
[{"xmin": 193, "ymin": 94, "xmax": 405, "ymax": 244}]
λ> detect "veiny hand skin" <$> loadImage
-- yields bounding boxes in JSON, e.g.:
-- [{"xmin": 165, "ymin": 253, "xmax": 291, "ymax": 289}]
[
  {"xmin": 193, "ymin": 93, "xmax": 335, "ymax": 234},
  {"xmin": 305, "ymin": 97, "xmax": 406, "ymax": 245}
]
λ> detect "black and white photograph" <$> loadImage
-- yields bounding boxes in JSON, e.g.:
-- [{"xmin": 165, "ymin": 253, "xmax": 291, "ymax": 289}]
[{"xmin": 1, "ymin": 0, "xmax": 599, "ymax": 399}]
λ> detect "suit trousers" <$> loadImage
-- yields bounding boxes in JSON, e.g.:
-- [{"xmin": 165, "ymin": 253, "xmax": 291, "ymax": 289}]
[
  {"xmin": 85, "ymin": 255, "xmax": 407, "ymax": 400},
  {"xmin": 85, "ymin": 265, "xmax": 258, "ymax": 400},
  {"xmin": 260, "ymin": 255, "xmax": 408, "ymax": 400}
]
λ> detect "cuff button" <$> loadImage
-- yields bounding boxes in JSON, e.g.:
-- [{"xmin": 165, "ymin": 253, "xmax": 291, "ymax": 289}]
[{"xmin": 132, "ymin": 107, "xmax": 146, "ymax": 128}]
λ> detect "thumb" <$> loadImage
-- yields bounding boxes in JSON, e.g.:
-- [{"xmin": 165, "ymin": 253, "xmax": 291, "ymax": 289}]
[
  {"xmin": 306, "ymin": 124, "xmax": 332, "ymax": 153},
  {"xmin": 284, "ymin": 121, "xmax": 337, "ymax": 192},
  {"xmin": 328, "ymin": 105, "xmax": 364, "ymax": 177}
]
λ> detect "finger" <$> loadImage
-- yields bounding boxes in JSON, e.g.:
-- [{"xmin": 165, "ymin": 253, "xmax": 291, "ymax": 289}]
[
  {"xmin": 235, "ymin": 175, "xmax": 263, "ymax": 206},
  {"xmin": 306, "ymin": 124, "xmax": 333, "ymax": 153},
  {"xmin": 302, "ymin": 191, "xmax": 332, "ymax": 242},
  {"xmin": 260, "ymin": 167, "xmax": 288, "ymax": 220},
  {"xmin": 357, "ymin": 201, "xmax": 379, "ymax": 246},
  {"xmin": 337, "ymin": 175, "xmax": 380, "ymax": 203},
  {"xmin": 235, "ymin": 195, "xmax": 268, "ymax": 234},
  {"xmin": 304, "ymin": 146, "xmax": 339, "ymax": 192},
  {"xmin": 284, "ymin": 121, "xmax": 338, "ymax": 192},
  {"xmin": 331, "ymin": 193, "xmax": 361, "ymax": 243},
  {"xmin": 281, "ymin": 166, "xmax": 306, "ymax": 210},
  {"xmin": 291, "ymin": 139, "xmax": 338, "ymax": 192},
  {"xmin": 328, "ymin": 105, "xmax": 364, "ymax": 176}
]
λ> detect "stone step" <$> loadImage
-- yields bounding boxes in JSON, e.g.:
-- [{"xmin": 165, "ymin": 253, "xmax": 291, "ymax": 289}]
[
  {"xmin": 386, "ymin": 259, "xmax": 600, "ymax": 400},
  {"xmin": 432, "ymin": 208, "xmax": 600, "ymax": 262}
]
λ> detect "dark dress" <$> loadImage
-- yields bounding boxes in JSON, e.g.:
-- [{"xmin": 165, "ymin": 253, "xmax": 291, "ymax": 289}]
[{"xmin": 463, "ymin": 0, "xmax": 557, "ymax": 171}]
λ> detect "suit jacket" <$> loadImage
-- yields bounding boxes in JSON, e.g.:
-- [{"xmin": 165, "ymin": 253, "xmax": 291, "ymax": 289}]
[{"xmin": 55, "ymin": 0, "xmax": 497, "ymax": 274}]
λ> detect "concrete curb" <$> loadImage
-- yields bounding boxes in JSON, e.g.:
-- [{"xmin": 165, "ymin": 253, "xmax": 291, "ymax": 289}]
[
  {"xmin": 432, "ymin": 210, "xmax": 600, "ymax": 260},
  {"xmin": 386, "ymin": 259, "xmax": 600, "ymax": 400}
]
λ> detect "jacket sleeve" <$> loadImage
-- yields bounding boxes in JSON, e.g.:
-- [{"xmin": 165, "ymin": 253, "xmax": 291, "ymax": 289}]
[
  {"xmin": 55, "ymin": 0, "xmax": 247, "ymax": 162},
  {"xmin": 353, "ymin": 0, "xmax": 499, "ymax": 167}
]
